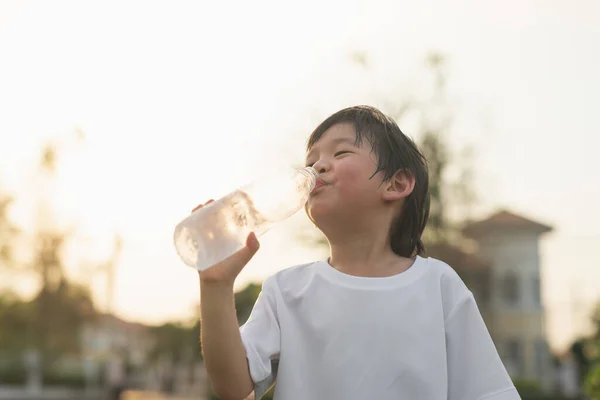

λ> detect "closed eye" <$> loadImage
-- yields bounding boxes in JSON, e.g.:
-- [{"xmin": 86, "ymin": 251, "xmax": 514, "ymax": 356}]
[{"xmin": 335, "ymin": 151, "xmax": 352, "ymax": 157}]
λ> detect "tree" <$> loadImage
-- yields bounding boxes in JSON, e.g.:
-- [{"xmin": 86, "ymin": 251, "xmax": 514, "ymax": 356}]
[
  {"xmin": 0, "ymin": 193, "xmax": 19, "ymax": 269},
  {"xmin": 399, "ymin": 53, "xmax": 476, "ymax": 246},
  {"xmin": 235, "ymin": 282, "xmax": 262, "ymax": 325},
  {"xmin": 25, "ymin": 142, "xmax": 99, "ymax": 370},
  {"xmin": 583, "ymin": 302, "xmax": 600, "ymax": 398},
  {"xmin": 148, "ymin": 322, "xmax": 198, "ymax": 363},
  {"xmin": 0, "ymin": 292, "xmax": 36, "ymax": 352},
  {"xmin": 585, "ymin": 362, "xmax": 600, "ymax": 399},
  {"xmin": 565, "ymin": 301, "xmax": 600, "ymax": 398},
  {"xmin": 0, "ymin": 132, "xmax": 120, "ymax": 380}
]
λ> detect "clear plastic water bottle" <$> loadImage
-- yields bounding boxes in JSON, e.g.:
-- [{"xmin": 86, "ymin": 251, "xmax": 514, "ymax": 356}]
[{"xmin": 173, "ymin": 166, "xmax": 318, "ymax": 271}]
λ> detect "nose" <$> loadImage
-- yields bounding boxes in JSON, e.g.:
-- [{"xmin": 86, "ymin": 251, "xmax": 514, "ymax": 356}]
[{"xmin": 312, "ymin": 159, "xmax": 331, "ymax": 174}]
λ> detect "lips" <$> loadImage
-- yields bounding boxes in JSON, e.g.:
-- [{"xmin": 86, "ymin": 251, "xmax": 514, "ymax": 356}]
[{"xmin": 312, "ymin": 178, "xmax": 327, "ymax": 192}]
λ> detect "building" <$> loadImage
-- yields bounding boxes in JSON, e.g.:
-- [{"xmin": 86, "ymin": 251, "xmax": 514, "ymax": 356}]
[
  {"xmin": 428, "ymin": 210, "xmax": 554, "ymax": 390},
  {"xmin": 80, "ymin": 313, "xmax": 154, "ymax": 390}
]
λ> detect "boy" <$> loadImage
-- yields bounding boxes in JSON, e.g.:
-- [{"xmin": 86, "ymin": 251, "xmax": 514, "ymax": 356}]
[{"xmin": 196, "ymin": 106, "xmax": 520, "ymax": 399}]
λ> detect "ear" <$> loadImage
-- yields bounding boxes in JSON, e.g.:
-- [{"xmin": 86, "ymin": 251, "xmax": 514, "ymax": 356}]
[{"xmin": 382, "ymin": 169, "xmax": 415, "ymax": 201}]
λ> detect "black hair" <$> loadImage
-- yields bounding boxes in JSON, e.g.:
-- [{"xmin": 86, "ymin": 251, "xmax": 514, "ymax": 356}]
[{"xmin": 307, "ymin": 105, "xmax": 430, "ymax": 257}]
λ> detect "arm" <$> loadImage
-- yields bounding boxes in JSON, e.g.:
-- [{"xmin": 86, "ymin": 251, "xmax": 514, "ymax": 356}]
[
  {"xmin": 189, "ymin": 199, "xmax": 259, "ymax": 399},
  {"xmin": 200, "ymin": 280, "xmax": 254, "ymax": 400}
]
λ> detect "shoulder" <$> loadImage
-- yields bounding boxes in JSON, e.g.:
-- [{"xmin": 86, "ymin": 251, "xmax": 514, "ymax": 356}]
[
  {"xmin": 420, "ymin": 256, "xmax": 473, "ymax": 320},
  {"xmin": 421, "ymin": 256, "xmax": 466, "ymax": 288},
  {"xmin": 261, "ymin": 261, "xmax": 320, "ymax": 297}
]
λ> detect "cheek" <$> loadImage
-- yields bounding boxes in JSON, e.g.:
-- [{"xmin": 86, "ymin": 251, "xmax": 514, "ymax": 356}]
[{"xmin": 334, "ymin": 162, "xmax": 373, "ymax": 193}]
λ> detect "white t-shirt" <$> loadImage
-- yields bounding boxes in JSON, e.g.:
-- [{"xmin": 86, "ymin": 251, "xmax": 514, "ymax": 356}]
[{"xmin": 240, "ymin": 256, "xmax": 520, "ymax": 400}]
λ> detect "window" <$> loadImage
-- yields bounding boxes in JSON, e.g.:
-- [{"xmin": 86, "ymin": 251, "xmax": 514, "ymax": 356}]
[
  {"xmin": 470, "ymin": 270, "xmax": 491, "ymax": 306},
  {"xmin": 535, "ymin": 339, "xmax": 547, "ymax": 379},
  {"xmin": 501, "ymin": 271, "xmax": 520, "ymax": 306},
  {"xmin": 504, "ymin": 339, "xmax": 523, "ymax": 377},
  {"xmin": 532, "ymin": 274, "xmax": 541, "ymax": 307}
]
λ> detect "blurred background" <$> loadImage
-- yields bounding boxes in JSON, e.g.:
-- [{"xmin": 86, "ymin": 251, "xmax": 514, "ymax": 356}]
[{"xmin": 1, "ymin": 0, "xmax": 599, "ymax": 399}]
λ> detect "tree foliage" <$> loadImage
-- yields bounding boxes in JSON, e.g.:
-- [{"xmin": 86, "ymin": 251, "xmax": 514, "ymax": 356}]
[
  {"xmin": 0, "ymin": 135, "xmax": 118, "ymax": 377},
  {"xmin": 582, "ymin": 302, "xmax": 600, "ymax": 398}
]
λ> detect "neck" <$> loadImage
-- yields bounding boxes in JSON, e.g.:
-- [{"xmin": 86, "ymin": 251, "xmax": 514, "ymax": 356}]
[{"xmin": 323, "ymin": 215, "xmax": 414, "ymax": 277}]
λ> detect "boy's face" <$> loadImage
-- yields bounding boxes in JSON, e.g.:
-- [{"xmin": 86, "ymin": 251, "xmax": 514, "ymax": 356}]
[{"xmin": 304, "ymin": 122, "xmax": 386, "ymax": 227}]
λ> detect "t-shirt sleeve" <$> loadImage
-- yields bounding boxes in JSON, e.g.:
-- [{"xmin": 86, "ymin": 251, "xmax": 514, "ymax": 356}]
[
  {"xmin": 445, "ymin": 293, "xmax": 521, "ymax": 400},
  {"xmin": 239, "ymin": 276, "xmax": 281, "ymax": 398}
]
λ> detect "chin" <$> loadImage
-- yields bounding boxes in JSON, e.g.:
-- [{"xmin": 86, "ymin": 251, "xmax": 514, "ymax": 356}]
[
  {"xmin": 306, "ymin": 201, "xmax": 341, "ymax": 226},
  {"xmin": 306, "ymin": 203, "xmax": 328, "ymax": 223}
]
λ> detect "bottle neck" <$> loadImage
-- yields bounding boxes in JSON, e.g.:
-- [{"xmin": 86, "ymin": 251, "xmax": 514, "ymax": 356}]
[{"xmin": 299, "ymin": 166, "xmax": 318, "ymax": 191}]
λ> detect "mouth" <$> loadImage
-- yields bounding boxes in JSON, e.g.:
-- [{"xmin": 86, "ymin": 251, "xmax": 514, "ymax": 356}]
[{"xmin": 311, "ymin": 178, "xmax": 328, "ymax": 193}]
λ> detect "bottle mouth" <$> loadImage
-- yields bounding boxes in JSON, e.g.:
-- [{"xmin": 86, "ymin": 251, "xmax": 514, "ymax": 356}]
[{"xmin": 300, "ymin": 166, "xmax": 319, "ymax": 191}]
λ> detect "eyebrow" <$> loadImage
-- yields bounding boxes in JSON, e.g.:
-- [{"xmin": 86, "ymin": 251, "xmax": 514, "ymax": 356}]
[{"xmin": 306, "ymin": 137, "xmax": 356, "ymax": 160}]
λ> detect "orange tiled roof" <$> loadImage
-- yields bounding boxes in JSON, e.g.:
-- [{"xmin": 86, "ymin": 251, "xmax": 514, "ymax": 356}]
[
  {"xmin": 425, "ymin": 243, "xmax": 489, "ymax": 270},
  {"xmin": 463, "ymin": 210, "xmax": 553, "ymax": 237}
]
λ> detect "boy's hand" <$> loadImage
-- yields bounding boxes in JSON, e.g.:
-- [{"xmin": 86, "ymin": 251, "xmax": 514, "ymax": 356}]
[{"xmin": 192, "ymin": 200, "xmax": 260, "ymax": 286}]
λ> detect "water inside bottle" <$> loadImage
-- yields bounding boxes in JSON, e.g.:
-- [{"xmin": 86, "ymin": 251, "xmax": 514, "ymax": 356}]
[{"xmin": 174, "ymin": 190, "xmax": 268, "ymax": 270}]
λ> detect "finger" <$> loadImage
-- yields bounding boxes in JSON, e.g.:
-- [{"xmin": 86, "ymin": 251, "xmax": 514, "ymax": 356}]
[
  {"xmin": 225, "ymin": 233, "xmax": 260, "ymax": 273},
  {"xmin": 246, "ymin": 232, "xmax": 260, "ymax": 253},
  {"xmin": 191, "ymin": 199, "xmax": 215, "ymax": 213}
]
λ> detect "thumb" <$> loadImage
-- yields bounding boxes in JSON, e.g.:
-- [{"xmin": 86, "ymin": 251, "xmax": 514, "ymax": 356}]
[
  {"xmin": 246, "ymin": 232, "xmax": 260, "ymax": 254},
  {"xmin": 226, "ymin": 232, "xmax": 260, "ymax": 269}
]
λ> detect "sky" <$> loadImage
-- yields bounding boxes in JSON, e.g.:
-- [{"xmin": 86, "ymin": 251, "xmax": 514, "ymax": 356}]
[{"xmin": 0, "ymin": 0, "xmax": 599, "ymax": 352}]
